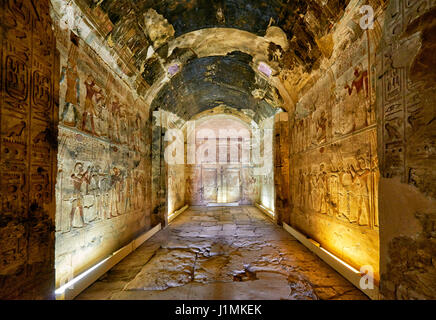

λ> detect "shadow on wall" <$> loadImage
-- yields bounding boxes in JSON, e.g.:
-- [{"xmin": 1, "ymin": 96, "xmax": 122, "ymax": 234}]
[{"xmin": 377, "ymin": 1, "xmax": 436, "ymax": 300}]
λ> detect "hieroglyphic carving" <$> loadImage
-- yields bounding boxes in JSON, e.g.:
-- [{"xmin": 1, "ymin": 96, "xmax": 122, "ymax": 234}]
[
  {"xmin": 379, "ymin": 0, "xmax": 435, "ymax": 196},
  {"xmin": 291, "ymin": 131, "xmax": 379, "ymax": 229},
  {"xmin": 54, "ymin": 17, "xmax": 152, "ymax": 288},
  {"xmin": 0, "ymin": 0, "xmax": 58, "ymax": 299},
  {"xmin": 182, "ymin": 116, "xmax": 260, "ymax": 207},
  {"xmin": 288, "ymin": 3, "xmax": 381, "ymax": 279},
  {"xmin": 377, "ymin": 0, "xmax": 436, "ymax": 299}
]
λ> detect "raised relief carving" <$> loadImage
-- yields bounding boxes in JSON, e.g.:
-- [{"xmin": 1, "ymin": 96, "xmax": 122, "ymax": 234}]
[
  {"xmin": 60, "ymin": 35, "xmax": 80, "ymax": 127},
  {"xmin": 68, "ymin": 162, "xmax": 90, "ymax": 230},
  {"xmin": 292, "ymin": 143, "xmax": 378, "ymax": 228},
  {"xmin": 81, "ymin": 75, "xmax": 104, "ymax": 136},
  {"xmin": 54, "ymin": 19, "xmax": 151, "ymax": 288}
]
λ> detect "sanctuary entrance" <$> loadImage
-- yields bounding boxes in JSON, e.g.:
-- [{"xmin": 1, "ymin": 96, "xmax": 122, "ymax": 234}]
[{"xmin": 201, "ymin": 164, "xmax": 242, "ymax": 205}]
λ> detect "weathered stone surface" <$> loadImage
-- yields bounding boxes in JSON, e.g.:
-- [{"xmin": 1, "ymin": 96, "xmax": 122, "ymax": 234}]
[
  {"xmin": 0, "ymin": 0, "xmax": 59, "ymax": 299},
  {"xmin": 287, "ymin": 1, "xmax": 380, "ymax": 280},
  {"xmin": 151, "ymin": 53, "xmax": 280, "ymax": 122},
  {"xmin": 1, "ymin": 0, "xmax": 434, "ymax": 301},
  {"xmin": 51, "ymin": 4, "xmax": 153, "ymax": 288},
  {"xmin": 76, "ymin": 206, "xmax": 366, "ymax": 300},
  {"xmin": 376, "ymin": 0, "xmax": 436, "ymax": 300}
]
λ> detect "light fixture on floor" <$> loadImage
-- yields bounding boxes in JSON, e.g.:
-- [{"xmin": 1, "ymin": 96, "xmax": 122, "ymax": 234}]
[
  {"xmin": 319, "ymin": 247, "xmax": 360, "ymax": 274},
  {"xmin": 282, "ymin": 223, "xmax": 379, "ymax": 300},
  {"xmin": 55, "ymin": 224, "xmax": 162, "ymax": 300},
  {"xmin": 55, "ymin": 256, "xmax": 111, "ymax": 297},
  {"xmin": 256, "ymin": 203, "xmax": 275, "ymax": 219}
]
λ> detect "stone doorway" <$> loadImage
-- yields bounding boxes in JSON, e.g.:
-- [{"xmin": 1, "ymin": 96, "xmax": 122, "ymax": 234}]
[{"xmin": 201, "ymin": 165, "xmax": 242, "ymax": 205}]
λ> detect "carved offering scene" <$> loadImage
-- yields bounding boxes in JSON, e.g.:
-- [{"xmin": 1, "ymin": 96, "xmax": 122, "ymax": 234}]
[{"xmin": 0, "ymin": 0, "xmax": 435, "ymax": 303}]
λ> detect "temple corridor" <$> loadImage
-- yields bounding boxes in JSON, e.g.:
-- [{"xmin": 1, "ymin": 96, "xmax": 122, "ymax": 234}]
[
  {"xmin": 1, "ymin": 0, "xmax": 435, "ymax": 301},
  {"xmin": 76, "ymin": 206, "xmax": 366, "ymax": 300}
]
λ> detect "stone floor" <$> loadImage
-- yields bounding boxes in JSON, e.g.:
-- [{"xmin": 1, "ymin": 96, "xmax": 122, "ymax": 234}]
[{"xmin": 76, "ymin": 206, "xmax": 367, "ymax": 300}]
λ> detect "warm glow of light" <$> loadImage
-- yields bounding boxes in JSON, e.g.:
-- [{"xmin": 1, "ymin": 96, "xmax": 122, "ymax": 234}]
[
  {"xmin": 319, "ymin": 247, "xmax": 360, "ymax": 274},
  {"xmin": 259, "ymin": 203, "xmax": 275, "ymax": 217},
  {"xmin": 260, "ymin": 194, "xmax": 274, "ymax": 213},
  {"xmin": 55, "ymin": 256, "xmax": 111, "ymax": 295}
]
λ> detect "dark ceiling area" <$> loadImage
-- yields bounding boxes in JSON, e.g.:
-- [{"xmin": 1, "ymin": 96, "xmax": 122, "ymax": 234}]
[
  {"xmin": 82, "ymin": 0, "xmax": 350, "ymax": 71},
  {"xmin": 104, "ymin": 0, "xmax": 287, "ymax": 37},
  {"xmin": 151, "ymin": 52, "xmax": 280, "ymax": 122},
  {"xmin": 79, "ymin": 0, "xmax": 350, "ymax": 120}
]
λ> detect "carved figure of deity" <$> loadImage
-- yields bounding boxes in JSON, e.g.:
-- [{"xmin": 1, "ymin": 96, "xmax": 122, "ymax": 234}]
[
  {"xmin": 60, "ymin": 38, "xmax": 80, "ymax": 127},
  {"xmin": 318, "ymin": 164, "xmax": 328, "ymax": 214},
  {"xmin": 99, "ymin": 175, "xmax": 111, "ymax": 219},
  {"xmin": 124, "ymin": 169, "xmax": 133, "ymax": 213},
  {"xmin": 338, "ymin": 163, "xmax": 354, "ymax": 222},
  {"xmin": 109, "ymin": 167, "xmax": 123, "ymax": 217},
  {"xmin": 133, "ymin": 170, "xmax": 145, "ymax": 210},
  {"xmin": 316, "ymin": 111, "xmax": 328, "ymax": 144},
  {"xmin": 89, "ymin": 166, "xmax": 107, "ymax": 221},
  {"xmin": 297, "ymin": 169, "xmax": 304, "ymax": 209},
  {"xmin": 344, "ymin": 65, "xmax": 370, "ymax": 131},
  {"xmin": 69, "ymin": 163, "xmax": 90, "ymax": 230},
  {"xmin": 328, "ymin": 164, "xmax": 340, "ymax": 217},
  {"xmin": 350, "ymin": 157, "xmax": 371, "ymax": 226},
  {"xmin": 307, "ymin": 168, "xmax": 316, "ymax": 211},
  {"xmin": 133, "ymin": 113, "xmax": 143, "ymax": 152},
  {"xmin": 109, "ymin": 95, "xmax": 122, "ymax": 143},
  {"xmin": 81, "ymin": 75, "xmax": 103, "ymax": 136},
  {"xmin": 95, "ymin": 93, "xmax": 109, "ymax": 138},
  {"xmin": 119, "ymin": 107, "xmax": 129, "ymax": 145}
]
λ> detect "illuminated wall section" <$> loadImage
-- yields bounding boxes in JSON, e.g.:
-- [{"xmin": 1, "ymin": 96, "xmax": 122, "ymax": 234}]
[
  {"xmin": 152, "ymin": 109, "xmax": 186, "ymax": 217},
  {"xmin": 51, "ymin": 2, "xmax": 152, "ymax": 289},
  {"xmin": 259, "ymin": 116, "xmax": 275, "ymax": 212},
  {"xmin": 287, "ymin": 1, "xmax": 380, "ymax": 281}
]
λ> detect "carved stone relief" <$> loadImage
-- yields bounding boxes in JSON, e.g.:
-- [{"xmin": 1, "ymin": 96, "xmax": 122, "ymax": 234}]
[
  {"xmin": 53, "ymin": 19, "xmax": 151, "ymax": 288},
  {"xmin": 288, "ymin": 3, "xmax": 380, "ymax": 280},
  {"xmin": 0, "ymin": 0, "xmax": 58, "ymax": 299},
  {"xmin": 377, "ymin": 0, "xmax": 436, "ymax": 299}
]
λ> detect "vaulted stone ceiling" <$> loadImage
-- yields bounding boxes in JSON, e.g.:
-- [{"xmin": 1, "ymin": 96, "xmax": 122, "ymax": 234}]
[
  {"xmin": 75, "ymin": 0, "xmax": 351, "ymax": 119},
  {"xmin": 151, "ymin": 52, "xmax": 281, "ymax": 121}
]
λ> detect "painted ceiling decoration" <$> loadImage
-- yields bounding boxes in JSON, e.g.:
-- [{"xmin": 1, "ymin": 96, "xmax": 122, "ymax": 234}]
[
  {"xmin": 151, "ymin": 52, "xmax": 281, "ymax": 122},
  {"xmin": 74, "ymin": 0, "xmax": 351, "ymax": 119}
]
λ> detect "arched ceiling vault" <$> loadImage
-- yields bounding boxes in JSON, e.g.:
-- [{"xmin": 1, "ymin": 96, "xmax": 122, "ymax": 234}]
[
  {"xmin": 74, "ymin": 0, "xmax": 351, "ymax": 117},
  {"xmin": 151, "ymin": 52, "xmax": 282, "ymax": 122}
]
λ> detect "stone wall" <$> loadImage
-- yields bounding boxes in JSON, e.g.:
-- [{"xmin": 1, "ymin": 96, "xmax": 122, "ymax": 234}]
[
  {"xmin": 377, "ymin": 0, "xmax": 436, "ymax": 299},
  {"xmin": 152, "ymin": 109, "xmax": 186, "ymax": 219},
  {"xmin": 258, "ymin": 116, "xmax": 275, "ymax": 212},
  {"xmin": 0, "ymin": 0, "xmax": 58, "ymax": 299},
  {"xmin": 52, "ymin": 7, "xmax": 152, "ymax": 288},
  {"xmin": 287, "ymin": 0, "xmax": 381, "ymax": 280},
  {"xmin": 286, "ymin": 0, "xmax": 436, "ymax": 299},
  {"xmin": 274, "ymin": 112, "xmax": 290, "ymax": 225}
]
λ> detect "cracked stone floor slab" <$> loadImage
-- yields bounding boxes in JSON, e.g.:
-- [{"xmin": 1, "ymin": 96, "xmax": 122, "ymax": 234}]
[{"xmin": 76, "ymin": 206, "xmax": 367, "ymax": 300}]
